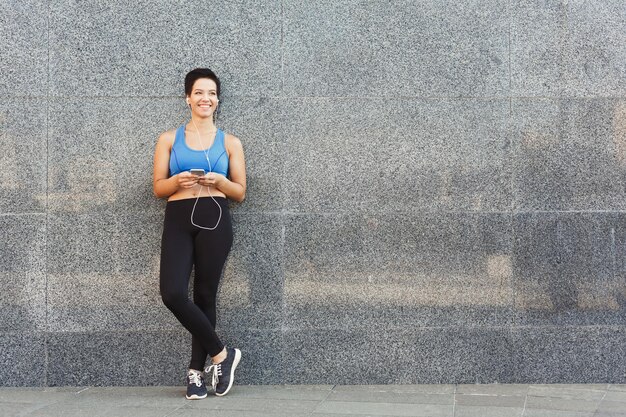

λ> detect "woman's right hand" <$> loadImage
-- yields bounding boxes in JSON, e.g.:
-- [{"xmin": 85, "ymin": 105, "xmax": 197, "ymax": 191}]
[{"xmin": 176, "ymin": 172, "xmax": 199, "ymax": 189}]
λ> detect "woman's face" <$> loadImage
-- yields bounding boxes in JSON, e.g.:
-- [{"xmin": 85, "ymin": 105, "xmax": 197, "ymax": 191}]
[{"xmin": 187, "ymin": 78, "xmax": 219, "ymax": 120}]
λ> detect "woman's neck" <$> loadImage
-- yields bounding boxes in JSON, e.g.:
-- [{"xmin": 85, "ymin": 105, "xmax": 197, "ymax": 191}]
[{"xmin": 189, "ymin": 116, "xmax": 216, "ymax": 134}]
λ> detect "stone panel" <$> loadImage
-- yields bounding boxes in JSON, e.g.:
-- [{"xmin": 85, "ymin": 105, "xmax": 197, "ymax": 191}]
[
  {"xmin": 217, "ymin": 213, "xmax": 284, "ymax": 330},
  {"xmin": 282, "ymin": 327, "xmax": 513, "ymax": 384},
  {"xmin": 47, "ymin": 331, "xmax": 189, "ymax": 386},
  {"xmin": 0, "ymin": 98, "xmax": 47, "ymax": 214},
  {"xmin": 512, "ymin": 327, "xmax": 626, "ymax": 383},
  {"xmin": 513, "ymin": 213, "xmax": 626, "ymax": 325},
  {"xmin": 511, "ymin": 0, "xmax": 568, "ymax": 97},
  {"xmin": 513, "ymin": 212, "xmax": 625, "ymax": 326},
  {"xmin": 610, "ymin": 212, "xmax": 626, "ymax": 325},
  {"xmin": 513, "ymin": 99, "xmax": 626, "ymax": 211},
  {"xmin": 565, "ymin": 1, "xmax": 626, "ymax": 97},
  {"xmin": 218, "ymin": 328, "xmax": 283, "ymax": 385},
  {"xmin": 46, "ymin": 210, "xmax": 176, "ymax": 332},
  {"xmin": 0, "ymin": 333, "xmax": 46, "ymax": 387},
  {"xmin": 284, "ymin": 0, "xmax": 509, "ymax": 97},
  {"xmin": 512, "ymin": 0, "xmax": 626, "ymax": 97},
  {"xmin": 47, "ymin": 212, "xmax": 117, "ymax": 276},
  {"xmin": 115, "ymin": 212, "xmax": 164, "ymax": 276},
  {"xmin": 281, "ymin": 98, "xmax": 511, "ymax": 213},
  {"xmin": 49, "ymin": 0, "xmax": 282, "ymax": 97},
  {"xmin": 0, "ymin": 1, "xmax": 48, "ymax": 96},
  {"xmin": 284, "ymin": 212, "xmax": 513, "ymax": 329},
  {"xmin": 47, "ymin": 98, "xmax": 178, "ymax": 214},
  {"xmin": 0, "ymin": 215, "xmax": 46, "ymax": 332},
  {"xmin": 211, "ymin": 97, "xmax": 284, "ymax": 213}
]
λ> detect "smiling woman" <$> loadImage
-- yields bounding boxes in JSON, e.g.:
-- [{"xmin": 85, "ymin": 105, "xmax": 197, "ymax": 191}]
[{"xmin": 152, "ymin": 68, "xmax": 247, "ymax": 400}]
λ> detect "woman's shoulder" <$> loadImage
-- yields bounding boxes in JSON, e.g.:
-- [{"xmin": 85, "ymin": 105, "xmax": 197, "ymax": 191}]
[
  {"xmin": 156, "ymin": 128, "xmax": 177, "ymax": 147},
  {"xmin": 222, "ymin": 131, "xmax": 242, "ymax": 150}
]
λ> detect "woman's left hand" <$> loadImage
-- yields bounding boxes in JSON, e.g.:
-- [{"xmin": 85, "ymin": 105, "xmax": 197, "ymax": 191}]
[{"xmin": 198, "ymin": 172, "xmax": 226, "ymax": 188}]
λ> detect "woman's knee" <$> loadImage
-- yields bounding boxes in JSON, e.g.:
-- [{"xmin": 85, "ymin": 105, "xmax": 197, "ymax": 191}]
[
  {"xmin": 193, "ymin": 287, "xmax": 217, "ymax": 305},
  {"xmin": 161, "ymin": 289, "xmax": 188, "ymax": 310}
]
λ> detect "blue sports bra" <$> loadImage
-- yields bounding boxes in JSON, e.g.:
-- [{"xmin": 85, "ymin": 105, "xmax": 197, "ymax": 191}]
[{"xmin": 169, "ymin": 125, "xmax": 229, "ymax": 177}]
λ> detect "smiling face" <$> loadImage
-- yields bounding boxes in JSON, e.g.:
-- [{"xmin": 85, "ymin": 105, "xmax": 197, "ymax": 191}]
[{"xmin": 187, "ymin": 78, "xmax": 219, "ymax": 120}]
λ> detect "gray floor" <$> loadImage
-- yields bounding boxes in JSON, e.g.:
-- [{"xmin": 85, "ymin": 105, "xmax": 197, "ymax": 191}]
[{"xmin": 1, "ymin": 384, "xmax": 626, "ymax": 417}]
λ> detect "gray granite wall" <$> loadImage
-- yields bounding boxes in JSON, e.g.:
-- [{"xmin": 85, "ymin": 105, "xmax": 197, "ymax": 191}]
[{"xmin": 1, "ymin": 0, "xmax": 625, "ymax": 386}]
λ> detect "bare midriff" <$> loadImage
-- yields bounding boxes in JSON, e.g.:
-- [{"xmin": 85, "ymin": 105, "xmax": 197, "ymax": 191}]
[{"xmin": 167, "ymin": 185, "xmax": 227, "ymax": 202}]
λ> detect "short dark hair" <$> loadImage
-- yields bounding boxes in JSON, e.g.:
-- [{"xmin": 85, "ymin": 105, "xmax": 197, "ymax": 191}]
[{"xmin": 184, "ymin": 68, "xmax": 221, "ymax": 97}]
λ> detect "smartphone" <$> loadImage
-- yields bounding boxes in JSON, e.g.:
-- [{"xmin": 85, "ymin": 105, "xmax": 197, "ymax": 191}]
[{"xmin": 190, "ymin": 169, "xmax": 205, "ymax": 176}]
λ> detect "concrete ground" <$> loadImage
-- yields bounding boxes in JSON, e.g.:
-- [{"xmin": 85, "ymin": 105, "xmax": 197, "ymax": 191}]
[{"xmin": 1, "ymin": 384, "xmax": 625, "ymax": 417}]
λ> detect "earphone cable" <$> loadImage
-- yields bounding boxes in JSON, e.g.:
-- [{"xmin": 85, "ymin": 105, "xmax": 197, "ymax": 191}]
[{"xmin": 189, "ymin": 117, "xmax": 222, "ymax": 231}]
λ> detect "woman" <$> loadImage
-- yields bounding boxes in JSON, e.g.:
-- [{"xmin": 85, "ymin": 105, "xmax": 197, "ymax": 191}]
[{"xmin": 153, "ymin": 68, "xmax": 246, "ymax": 399}]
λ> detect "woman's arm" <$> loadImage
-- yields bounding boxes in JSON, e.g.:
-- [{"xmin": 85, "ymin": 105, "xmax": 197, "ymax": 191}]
[
  {"xmin": 199, "ymin": 134, "xmax": 246, "ymax": 202},
  {"xmin": 153, "ymin": 131, "xmax": 198, "ymax": 198}
]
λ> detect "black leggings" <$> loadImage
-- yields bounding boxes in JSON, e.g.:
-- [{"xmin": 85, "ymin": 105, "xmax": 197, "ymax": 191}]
[{"xmin": 159, "ymin": 197, "xmax": 233, "ymax": 370}]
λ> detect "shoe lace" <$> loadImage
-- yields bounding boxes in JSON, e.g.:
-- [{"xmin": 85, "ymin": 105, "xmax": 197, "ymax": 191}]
[
  {"xmin": 205, "ymin": 363, "xmax": 222, "ymax": 390},
  {"xmin": 188, "ymin": 370, "xmax": 203, "ymax": 388}
]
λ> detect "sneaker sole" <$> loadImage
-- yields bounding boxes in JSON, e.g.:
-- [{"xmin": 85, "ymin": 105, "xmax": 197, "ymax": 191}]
[
  {"xmin": 186, "ymin": 393, "xmax": 207, "ymax": 400},
  {"xmin": 215, "ymin": 348, "xmax": 241, "ymax": 397}
]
